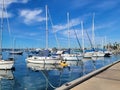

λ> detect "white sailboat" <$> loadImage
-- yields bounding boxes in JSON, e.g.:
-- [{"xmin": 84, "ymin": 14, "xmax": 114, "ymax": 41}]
[
  {"xmin": 26, "ymin": 5, "xmax": 61, "ymax": 64},
  {"xmin": 81, "ymin": 20, "xmax": 93, "ymax": 58},
  {"xmin": 0, "ymin": 0, "xmax": 14, "ymax": 70},
  {"xmin": 9, "ymin": 38, "xmax": 23, "ymax": 55},
  {"xmin": 61, "ymin": 53, "xmax": 83, "ymax": 61},
  {"xmin": 83, "ymin": 13, "xmax": 105, "ymax": 58},
  {"xmin": 60, "ymin": 12, "xmax": 83, "ymax": 61},
  {"xmin": 84, "ymin": 51, "xmax": 93, "ymax": 58},
  {"xmin": 26, "ymin": 55, "xmax": 60, "ymax": 64},
  {"xmin": 91, "ymin": 13, "xmax": 105, "ymax": 57},
  {"xmin": 92, "ymin": 51, "xmax": 105, "ymax": 57}
]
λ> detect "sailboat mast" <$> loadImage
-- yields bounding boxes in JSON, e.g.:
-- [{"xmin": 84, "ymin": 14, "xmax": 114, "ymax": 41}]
[
  {"xmin": 0, "ymin": 0, "xmax": 4, "ymax": 57},
  {"xmin": 92, "ymin": 13, "xmax": 95, "ymax": 49},
  {"xmin": 45, "ymin": 5, "xmax": 48, "ymax": 49},
  {"xmin": 67, "ymin": 12, "xmax": 70, "ymax": 48},
  {"xmin": 81, "ymin": 21, "xmax": 84, "ymax": 53},
  {"xmin": 104, "ymin": 36, "xmax": 107, "ymax": 48}
]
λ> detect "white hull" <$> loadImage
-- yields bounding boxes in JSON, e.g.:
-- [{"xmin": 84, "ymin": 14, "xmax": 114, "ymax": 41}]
[
  {"xmin": 61, "ymin": 54, "xmax": 83, "ymax": 61},
  {"xmin": 26, "ymin": 56, "xmax": 61, "ymax": 64},
  {"xmin": 9, "ymin": 51, "xmax": 23, "ymax": 55},
  {"xmin": 83, "ymin": 52, "xmax": 93, "ymax": 58},
  {"xmin": 62, "ymin": 56, "xmax": 83, "ymax": 61},
  {"xmin": 0, "ymin": 60, "xmax": 14, "ymax": 70},
  {"xmin": 92, "ymin": 51, "xmax": 105, "ymax": 57}
]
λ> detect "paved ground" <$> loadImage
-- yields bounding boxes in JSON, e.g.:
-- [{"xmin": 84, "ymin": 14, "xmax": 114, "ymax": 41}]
[{"xmin": 71, "ymin": 62, "xmax": 120, "ymax": 90}]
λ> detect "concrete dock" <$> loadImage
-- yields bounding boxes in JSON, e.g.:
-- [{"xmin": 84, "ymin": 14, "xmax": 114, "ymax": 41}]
[{"xmin": 56, "ymin": 60, "xmax": 120, "ymax": 90}]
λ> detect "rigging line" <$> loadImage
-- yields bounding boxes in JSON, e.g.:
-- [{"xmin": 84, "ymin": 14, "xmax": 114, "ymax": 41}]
[
  {"xmin": 4, "ymin": 4, "xmax": 11, "ymax": 36},
  {"xmin": 85, "ymin": 29, "xmax": 94, "ymax": 49},
  {"xmin": 4, "ymin": 2, "xmax": 13, "ymax": 49},
  {"xmin": 81, "ymin": 21, "xmax": 84, "ymax": 53},
  {"xmin": 67, "ymin": 12, "xmax": 70, "ymax": 49},
  {"xmin": 47, "ymin": 8, "xmax": 60, "ymax": 48},
  {"xmin": 72, "ymin": 25, "xmax": 82, "ymax": 51},
  {"xmin": 40, "ymin": 70, "xmax": 59, "ymax": 89}
]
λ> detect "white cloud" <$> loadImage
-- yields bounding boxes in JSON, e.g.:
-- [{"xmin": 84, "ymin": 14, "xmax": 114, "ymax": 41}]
[
  {"xmin": 0, "ymin": 0, "xmax": 29, "ymax": 18},
  {"xmin": 20, "ymin": 9, "xmax": 46, "ymax": 24},
  {"xmin": 86, "ymin": 21, "xmax": 116, "ymax": 33},
  {"xmin": 0, "ymin": 10, "xmax": 12, "ymax": 18},
  {"xmin": 53, "ymin": 18, "xmax": 81, "ymax": 32},
  {"xmin": 0, "ymin": 0, "xmax": 29, "ymax": 8},
  {"xmin": 58, "ymin": 20, "xmax": 116, "ymax": 42},
  {"xmin": 62, "ymin": 29, "xmax": 81, "ymax": 38}
]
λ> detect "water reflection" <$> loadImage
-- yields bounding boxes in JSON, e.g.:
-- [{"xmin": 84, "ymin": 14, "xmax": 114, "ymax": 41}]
[
  {"xmin": 26, "ymin": 57, "xmax": 118, "ymax": 89},
  {"xmin": 0, "ymin": 70, "xmax": 13, "ymax": 80},
  {"xmin": 14, "ymin": 55, "xmax": 120, "ymax": 90},
  {"xmin": 27, "ymin": 63, "xmax": 63, "ymax": 71},
  {"xmin": 26, "ymin": 60, "xmax": 87, "ymax": 89},
  {"xmin": 0, "ymin": 70, "xmax": 14, "ymax": 90},
  {"xmin": 92, "ymin": 57, "xmax": 104, "ymax": 61}
]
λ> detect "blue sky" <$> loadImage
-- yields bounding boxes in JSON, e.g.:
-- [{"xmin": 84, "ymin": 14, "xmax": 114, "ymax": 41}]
[{"xmin": 0, "ymin": 0, "xmax": 120, "ymax": 48}]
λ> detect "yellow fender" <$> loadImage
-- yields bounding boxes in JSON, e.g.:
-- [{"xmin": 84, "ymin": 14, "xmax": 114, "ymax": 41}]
[{"xmin": 59, "ymin": 61, "xmax": 68, "ymax": 67}]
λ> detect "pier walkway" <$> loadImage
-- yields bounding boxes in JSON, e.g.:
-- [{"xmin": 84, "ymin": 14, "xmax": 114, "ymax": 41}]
[{"xmin": 56, "ymin": 60, "xmax": 120, "ymax": 90}]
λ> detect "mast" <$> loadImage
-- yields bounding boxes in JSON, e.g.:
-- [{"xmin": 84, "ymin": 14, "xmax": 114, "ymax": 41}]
[
  {"xmin": 92, "ymin": 13, "xmax": 95, "ymax": 49},
  {"xmin": 102, "ymin": 38, "xmax": 104, "ymax": 49},
  {"xmin": 45, "ymin": 5, "xmax": 48, "ymax": 49},
  {"xmin": 104, "ymin": 36, "xmax": 107, "ymax": 49},
  {"xmin": 81, "ymin": 21, "xmax": 84, "ymax": 53},
  {"xmin": 0, "ymin": 0, "xmax": 4, "ymax": 58},
  {"xmin": 67, "ymin": 12, "xmax": 70, "ymax": 49}
]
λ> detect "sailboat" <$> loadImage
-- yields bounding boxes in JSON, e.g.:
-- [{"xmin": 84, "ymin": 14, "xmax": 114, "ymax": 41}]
[
  {"xmin": 81, "ymin": 21, "xmax": 93, "ymax": 58},
  {"xmin": 9, "ymin": 38, "xmax": 23, "ymax": 55},
  {"xmin": 0, "ymin": 0, "xmax": 14, "ymax": 70},
  {"xmin": 60, "ymin": 12, "xmax": 83, "ymax": 61},
  {"xmin": 83, "ymin": 13, "xmax": 105, "ymax": 58},
  {"xmin": 26, "ymin": 5, "xmax": 61, "ymax": 64},
  {"xmin": 91, "ymin": 13, "xmax": 105, "ymax": 57}
]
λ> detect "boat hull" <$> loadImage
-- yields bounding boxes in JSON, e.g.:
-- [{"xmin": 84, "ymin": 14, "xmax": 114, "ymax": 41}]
[
  {"xmin": 83, "ymin": 52, "xmax": 93, "ymax": 58},
  {"xmin": 26, "ymin": 56, "xmax": 61, "ymax": 64},
  {"xmin": 9, "ymin": 51, "xmax": 23, "ymax": 55},
  {"xmin": 62, "ymin": 56, "xmax": 83, "ymax": 61},
  {"xmin": 0, "ymin": 60, "xmax": 14, "ymax": 70},
  {"xmin": 61, "ymin": 54, "xmax": 83, "ymax": 61},
  {"xmin": 92, "ymin": 51, "xmax": 105, "ymax": 57}
]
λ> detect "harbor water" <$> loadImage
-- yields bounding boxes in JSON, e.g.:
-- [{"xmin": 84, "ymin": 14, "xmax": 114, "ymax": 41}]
[{"xmin": 1, "ymin": 51, "xmax": 120, "ymax": 90}]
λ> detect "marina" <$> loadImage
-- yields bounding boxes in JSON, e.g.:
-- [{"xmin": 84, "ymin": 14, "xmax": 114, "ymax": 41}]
[
  {"xmin": 0, "ymin": 51, "xmax": 119, "ymax": 90},
  {"xmin": 0, "ymin": 0, "xmax": 120, "ymax": 90}
]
